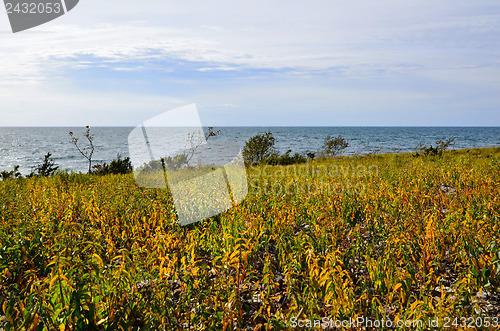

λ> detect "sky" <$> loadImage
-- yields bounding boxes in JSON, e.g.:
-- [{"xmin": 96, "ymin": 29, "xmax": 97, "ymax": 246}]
[{"xmin": 0, "ymin": 0, "xmax": 499, "ymax": 126}]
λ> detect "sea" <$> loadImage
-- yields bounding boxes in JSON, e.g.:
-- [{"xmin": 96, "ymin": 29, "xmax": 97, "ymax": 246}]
[{"xmin": 0, "ymin": 127, "xmax": 499, "ymax": 175}]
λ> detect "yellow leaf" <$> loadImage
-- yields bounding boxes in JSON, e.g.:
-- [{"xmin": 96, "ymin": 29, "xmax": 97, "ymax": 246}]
[
  {"xmin": 49, "ymin": 275, "xmax": 59, "ymax": 291},
  {"xmin": 409, "ymin": 300, "xmax": 420, "ymax": 311},
  {"xmin": 324, "ymin": 290, "xmax": 334, "ymax": 303},
  {"xmin": 97, "ymin": 317, "xmax": 108, "ymax": 325},
  {"xmin": 60, "ymin": 274, "xmax": 70, "ymax": 285},
  {"xmin": 93, "ymin": 253, "xmax": 103, "ymax": 266}
]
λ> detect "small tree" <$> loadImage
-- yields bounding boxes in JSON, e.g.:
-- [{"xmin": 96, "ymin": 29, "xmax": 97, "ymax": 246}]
[
  {"xmin": 242, "ymin": 130, "xmax": 278, "ymax": 165},
  {"xmin": 322, "ymin": 135, "xmax": 349, "ymax": 157},
  {"xmin": 1, "ymin": 165, "xmax": 21, "ymax": 180},
  {"xmin": 164, "ymin": 154, "xmax": 189, "ymax": 170},
  {"xmin": 436, "ymin": 137, "xmax": 456, "ymax": 151},
  {"xmin": 185, "ymin": 126, "xmax": 221, "ymax": 166},
  {"xmin": 29, "ymin": 152, "xmax": 59, "ymax": 177},
  {"xmin": 69, "ymin": 126, "xmax": 95, "ymax": 173},
  {"xmin": 205, "ymin": 126, "xmax": 221, "ymax": 141},
  {"xmin": 414, "ymin": 137, "xmax": 456, "ymax": 157}
]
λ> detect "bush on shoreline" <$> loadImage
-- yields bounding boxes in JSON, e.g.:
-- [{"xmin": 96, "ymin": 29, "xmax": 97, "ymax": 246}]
[
  {"xmin": 413, "ymin": 137, "xmax": 456, "ymax": 157},
  {"xmin": 242, "ymin": 130, "xmax": 278, "ymax": 165},
  {"xmin": 0, "ymin": 165, "xmax": 21, "ymax": 180},
  {"xmin": 242, "ymin": 131, "xmax": 316, "ymax": 166},
  {"xmin": 27, "ymin": 152, "xmax": 59, "ymax": 178},
  {"xmin": 320, "ymin": 134, "xmax": 349, "ymax": 157},
  {"xmin": 0, "ymin": 134, "xmax": 471, "ymax": 179},
  {"xmin": 92, "ymin": 154, "xmax": 133, "ymax": 176},
  {"xmin": 263, "ymin": 149, "xmax": 309, "ymax": 165}
]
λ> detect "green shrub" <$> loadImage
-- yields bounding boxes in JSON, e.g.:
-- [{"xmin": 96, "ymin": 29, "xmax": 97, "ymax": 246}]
[
  {"xmin": 242, "ymin": 131, "xmax": 278, "ymax": 165},
  {"xmin": 413, "ymin": 137, "xmax": 456, "ymax": 157},
  {"xmin": 243, "ymin": 132, "xmax": 314, "ymax": 166},
  {"xmin": 28, "ymin": 152, "xmax": 59, "ymax": 178},
  {"xmin": 0, "ymin": 165, "xmax": 21, "ymax": 180},
  {"xmin": 137, "ymin": 159, "xmax": 163, "ymax": 173},
  {"xmin": 164, "ymin": 154, "xmax": 188, "ymax": 170},
  {"xmin": 93, "ymin": 154, "xmax": 133, "ymax": 175},
  {"xmin": 135, "ymin": 153, "xmax": 189, "ymax": 174},
  {"xmin": 321, "ymin": 134, "xmax": 349, "ymax": 157},
  {"xmin": 264, "ymin": 149, "xmax": 308, "ymax": 165}
]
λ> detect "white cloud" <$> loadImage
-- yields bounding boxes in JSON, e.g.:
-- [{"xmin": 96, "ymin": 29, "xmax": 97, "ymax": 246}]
[
  {"xmin": 0, "ymin": 84, "xmax": 185, "ymax": 126},
  {"xmin": 0, "ymin": 0, "xmax": 499, "ymax": 125}
]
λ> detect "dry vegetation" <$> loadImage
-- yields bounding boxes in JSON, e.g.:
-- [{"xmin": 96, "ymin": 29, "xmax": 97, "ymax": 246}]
[{"xmin": 1, "ymin": 147, "xmax": 499, "ymax": 330}]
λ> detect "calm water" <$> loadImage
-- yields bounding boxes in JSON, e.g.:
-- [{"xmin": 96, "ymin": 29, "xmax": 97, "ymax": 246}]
[{"xmin": 0, "ymin": 127, "xmax": 499, "ymax": 174}]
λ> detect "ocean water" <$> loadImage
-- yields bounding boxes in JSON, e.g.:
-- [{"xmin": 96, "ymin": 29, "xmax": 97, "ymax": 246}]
[{"xmin": 0, "ymin": 127, "xmax": 499, "ymax": 175}]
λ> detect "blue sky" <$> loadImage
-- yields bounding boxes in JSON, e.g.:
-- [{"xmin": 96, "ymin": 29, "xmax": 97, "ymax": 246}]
[{"xmin": 0, "ymin": 0, "xmax": 499, "ymax": 126}]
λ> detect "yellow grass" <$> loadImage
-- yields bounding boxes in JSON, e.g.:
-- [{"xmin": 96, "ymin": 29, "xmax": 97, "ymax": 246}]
[{"xmin": 0, "ymin": 147, "xmax": 499, "ymax": 330}]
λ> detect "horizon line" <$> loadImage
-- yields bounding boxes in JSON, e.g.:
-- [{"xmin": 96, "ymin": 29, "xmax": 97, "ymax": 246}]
[{"xmin": 1, "ymin": 125, "xmax": 500, "ymax": 128}]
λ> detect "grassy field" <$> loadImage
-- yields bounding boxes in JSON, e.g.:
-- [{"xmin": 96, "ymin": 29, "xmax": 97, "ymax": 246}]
[{"xmin": 1, "ymin": 147, "xmax": 499, "ymax": 330}]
